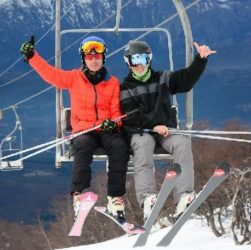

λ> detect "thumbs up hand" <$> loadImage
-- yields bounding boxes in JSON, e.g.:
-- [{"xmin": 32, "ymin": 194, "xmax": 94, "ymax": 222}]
[{"xmin": 20, "ymin": 35, "xmax": 35, "ymax": 61}]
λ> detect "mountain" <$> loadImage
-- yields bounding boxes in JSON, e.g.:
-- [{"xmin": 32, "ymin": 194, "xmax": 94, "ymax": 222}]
[
  {"xmin": 0, "ymin": 0, "xmax": 251, "ymax": 224},
  {"xmin": 0, "ymin": 0, "xmax": 251, "ymax": 125},
  {"xmin": 0, "ymin": 0, "xmax": 250, "ymax": 69}
]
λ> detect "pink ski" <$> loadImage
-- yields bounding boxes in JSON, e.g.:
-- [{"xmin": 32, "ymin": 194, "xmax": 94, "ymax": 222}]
[{"xmin": 68, "ymin": 192, "xmax": 98, "ymax": 236}]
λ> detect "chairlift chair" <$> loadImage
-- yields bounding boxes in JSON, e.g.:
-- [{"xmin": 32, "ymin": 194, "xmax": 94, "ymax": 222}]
[
  {"xmin": 0, "ymin": 106, "xmax": 23, "ymax": 171},
  {"xmin": 54, "ymin": 0, "xmax": 194, "ymax": 172}
]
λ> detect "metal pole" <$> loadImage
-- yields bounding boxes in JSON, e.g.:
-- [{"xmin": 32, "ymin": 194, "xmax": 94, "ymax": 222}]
[
  {"xmin": 114, "ymin": 0, "xmax": 122, "ymax": 34},
  {"xmin": 172, "ymin": 0, "xmax": 194, "ymax": 130},
  {"xmin": 0, "ymin": 106, "xmax": 23, "ymax": 170},
  {"xmin": 55, "ymin": 0, "xmax": 62, "ymax": 167}
]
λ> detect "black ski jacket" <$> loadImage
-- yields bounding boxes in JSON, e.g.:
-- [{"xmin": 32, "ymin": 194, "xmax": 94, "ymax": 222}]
[{"xmin": 120, "ymin": 55, "xmax": 207, "ymax": 133}]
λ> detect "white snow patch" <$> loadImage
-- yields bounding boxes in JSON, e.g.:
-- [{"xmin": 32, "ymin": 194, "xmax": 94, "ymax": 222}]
[{"xmin": 55, "ymin": 218, "xmax": 250, "ymax": 250}]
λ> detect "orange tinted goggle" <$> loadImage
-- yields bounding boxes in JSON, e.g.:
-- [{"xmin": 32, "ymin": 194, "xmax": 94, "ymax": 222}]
[
  {"xmin": 84, "ymin": 53, "xmax": 103, "ymax": 61},
  {"xmin": 82, "ymin": 41, "xmax": 105, "ymax": 54}
]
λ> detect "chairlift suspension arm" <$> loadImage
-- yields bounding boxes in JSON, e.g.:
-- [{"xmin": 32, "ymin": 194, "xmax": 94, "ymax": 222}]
[{"xmin": 172, "ymin": 0, "xmax": 194, "ymax": 130}]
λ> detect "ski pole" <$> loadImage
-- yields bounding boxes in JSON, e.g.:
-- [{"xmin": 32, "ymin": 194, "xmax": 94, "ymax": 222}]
[
  {"xmin": 143, "ymin": 128, "xmax": 251, "ymax": 135},
  {"xmin": 142, "ymin": 129, "xmax": 251, "ymax": 143},
  {"xmin": 179, "ymin": 133, "xmax": 251, "ymax": 144},
  {"xmin": 0, "ymin": 110, "xmax": 139, "ymax": 162},
  {"xmin": 168, "ymin": 129, "xmax": 251, "ymax": 135},
  {"xmin": 0, "ymin": 136, "xmax": 65, "ymax": 161}
]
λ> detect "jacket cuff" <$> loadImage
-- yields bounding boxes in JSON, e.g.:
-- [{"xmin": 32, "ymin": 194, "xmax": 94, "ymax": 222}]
[{"xmin": 194, "ymin": 54, "xmax": 208, "ymax": 63}]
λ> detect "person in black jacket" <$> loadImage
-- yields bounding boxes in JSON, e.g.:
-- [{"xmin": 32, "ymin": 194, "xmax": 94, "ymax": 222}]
[{"xmin": 120, "ymin": 40, "xmax": 216, "ymax": 222}]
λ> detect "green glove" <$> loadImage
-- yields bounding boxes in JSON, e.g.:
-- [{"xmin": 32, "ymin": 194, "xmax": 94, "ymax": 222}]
[
  {"xmin": 101, "ymin": 118, "xmax": 118, "ymax": 132},
  {"xmin": 20, "ymin": 35, "xmax": 35, "ymax": 61}
]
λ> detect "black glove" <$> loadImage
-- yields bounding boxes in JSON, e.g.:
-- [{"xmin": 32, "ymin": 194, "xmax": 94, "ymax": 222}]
[
  {"xmin": 20, "ymin": 35, "xmax": 35, "ymax": 61},
  {"xmin": 101, "ymin": 118, "xmax": 118, "ymax": 132}
]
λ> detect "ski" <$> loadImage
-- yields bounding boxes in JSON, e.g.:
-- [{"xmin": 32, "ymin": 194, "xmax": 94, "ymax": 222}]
[
  {"xmin": 94, "ymin": 206, "xmax": 145, "ymax": 235},
  {"xmin": 133, "ymin": 163, "xmax": 182, "ymax": 247},
  {"xmin": 156, "ymin": 162, "xmax": 231, "ymax": 247},
  {"xmin": 68, "ymin": 192, "xmax": 98, "ymax": 237}
]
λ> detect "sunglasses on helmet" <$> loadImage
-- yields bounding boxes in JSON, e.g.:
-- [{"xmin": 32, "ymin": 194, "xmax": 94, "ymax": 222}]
[
  {"xmin": 82, "ymin": 41, "xmax": 105, "ymax": 54},
  {"xmin": 84, "ymin": 53, "xmax": 103, "ymax": 61},
  {"xmin": 129, "ymin": 53, "xmax": 150, "ymax": 67}
]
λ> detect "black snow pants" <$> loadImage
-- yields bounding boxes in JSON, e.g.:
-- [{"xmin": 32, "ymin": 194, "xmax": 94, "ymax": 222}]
[{"xmin": 70, "ymin": 131, "xmax": 129, "ymax": 197}]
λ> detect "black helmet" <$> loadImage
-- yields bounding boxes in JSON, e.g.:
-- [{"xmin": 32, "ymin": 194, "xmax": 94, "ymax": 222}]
[{"xmin": 124, "ymin": 40, "xmax": 152, "ymax": 66}]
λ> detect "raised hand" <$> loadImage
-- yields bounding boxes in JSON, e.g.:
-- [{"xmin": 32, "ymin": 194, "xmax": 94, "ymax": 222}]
[
  {"xmin": 194, "ymin": 42, "xmax": 217, "ymax": 58},
  {"xmin": 20, "ymin": 35, "xmax": 35, "ymax": 61}
]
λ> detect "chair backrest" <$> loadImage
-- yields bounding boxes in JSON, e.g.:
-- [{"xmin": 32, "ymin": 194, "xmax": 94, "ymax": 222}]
[{"xmin": 64, "ymin": 108, "xmax": 72, "ymax": 132}]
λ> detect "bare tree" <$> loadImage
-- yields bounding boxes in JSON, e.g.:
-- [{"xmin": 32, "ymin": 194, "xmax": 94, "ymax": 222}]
[
  {"xmin": 193, "ymin": 121, "xmax": 251, "ymax": 244},
  {"xmin": 228, "ymin": 167, "xmax": 251, "ymax": 245}
]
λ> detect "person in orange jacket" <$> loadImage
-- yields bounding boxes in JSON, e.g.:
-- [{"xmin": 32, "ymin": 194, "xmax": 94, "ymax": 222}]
[{"xmin": 20, "ymin": 36, "xmax": 129, "ymax": 221}]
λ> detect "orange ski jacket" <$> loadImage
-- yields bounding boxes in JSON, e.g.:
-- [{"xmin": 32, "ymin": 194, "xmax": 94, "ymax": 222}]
[{"xmin": 29, "ymin": 52, "xmax": 122, "ymax": 133}]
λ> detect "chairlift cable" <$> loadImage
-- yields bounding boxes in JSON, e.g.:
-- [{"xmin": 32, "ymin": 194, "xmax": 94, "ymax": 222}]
[
  {"xmin": 0, "ymin": 0, "xmax": 133, "ymax": 111},
  {"xmin": 0, "ymin": 0, "xmax": 81, "ymax": 81}
]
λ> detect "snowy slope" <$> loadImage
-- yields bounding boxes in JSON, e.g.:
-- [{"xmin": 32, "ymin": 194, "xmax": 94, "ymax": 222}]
[{"xmin": 55, "ymin": 219, "xmax": 250, "ymax": 250}]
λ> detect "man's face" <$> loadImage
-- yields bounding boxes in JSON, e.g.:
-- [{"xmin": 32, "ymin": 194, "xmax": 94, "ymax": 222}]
[
  {"xmin": 129, "ymin": 53, "xmax": 150, "ymax": 76},
  {"xmin": 84, "ymin": 52, "xmax": 103, "ymax": 72},
  {"xmin": 130, "ymin": 64, "xmax": 149, "ymax": 76}
]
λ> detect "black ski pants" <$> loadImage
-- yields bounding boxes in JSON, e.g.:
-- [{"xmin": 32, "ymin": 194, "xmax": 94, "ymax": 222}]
[{"xmin": 70, "ymin": 131, "xmax": 129, "ymax": 197}]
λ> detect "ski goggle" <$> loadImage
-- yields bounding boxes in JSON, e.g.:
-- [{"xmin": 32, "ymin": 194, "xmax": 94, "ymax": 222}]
[
  {"xmin": 84, "ymin": 53, "xmax": 103, "ymax": 61},
  {"xmin": 129, "ymin": 53, "xmax": 150, "ymax": 67},
  {"xmin": 81, "ymin": 41, "xmax": 105, "ymax": 54}
]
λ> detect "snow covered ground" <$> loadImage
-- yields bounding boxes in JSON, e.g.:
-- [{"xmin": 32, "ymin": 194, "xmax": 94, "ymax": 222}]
[{"xmin": 56, "ymin": 218, "xmax": 250, "ymax": 250}]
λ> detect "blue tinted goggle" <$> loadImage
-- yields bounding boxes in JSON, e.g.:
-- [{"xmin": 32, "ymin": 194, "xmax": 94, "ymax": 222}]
[{"xmin": 129, "ymin": 53, "xmax": 150, "ymax": 67}]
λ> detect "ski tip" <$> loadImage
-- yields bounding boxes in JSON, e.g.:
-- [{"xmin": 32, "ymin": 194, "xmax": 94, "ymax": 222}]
[
  {"xmin": 124, "ymin": 223, "xmax": 145, "ymax": 235},
  {"xmin": 129, "ymin": 228, "xmax": 145, "ymax": 235},
  {"xmin": 68, "ymin": 232, "xmax": 81, "ymax": 237},
  {"xmin": 80, "ymin": 192, "xmax": 98, "ymax": 202},
  {"xmin": 165, "ymin": 163, "xmax": 181, "ymax": 179},
  {"xmin": 94, "ymin": 206, "xmax": 106, "ymax": 213},
  {"xmin": 214, "ymin": 162, "xmax": 231, "ymax": 176}
]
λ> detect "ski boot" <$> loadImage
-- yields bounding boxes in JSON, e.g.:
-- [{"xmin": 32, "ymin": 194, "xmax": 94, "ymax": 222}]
[
  {"xmin": 143, "ymin": 193, "xmax": 157, "ymax": 223},
  {"xmin": 107, "ymin": 196, "xmax": 125, "ymax": 223},
  {"xmin": 72, "ymin": 192, "xmax": 82, "ymax": 220},
  {"xmin": 173, "ymin": 191, "xmax": 196, "ymax": 223}
]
